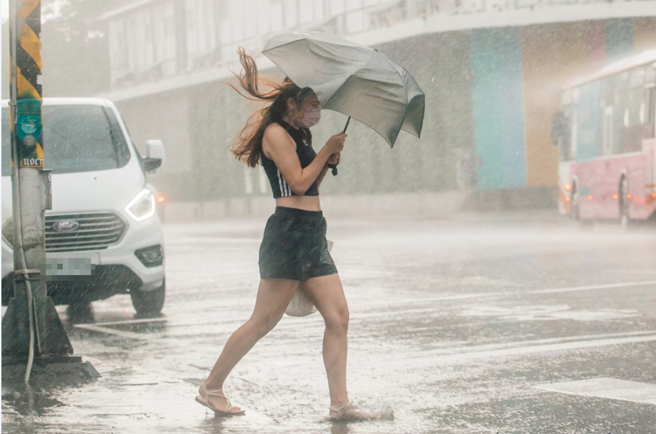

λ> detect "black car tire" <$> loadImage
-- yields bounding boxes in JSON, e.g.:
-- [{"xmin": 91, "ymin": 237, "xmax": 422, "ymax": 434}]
[{"xmin": 130, "ymin": 279, "xmax": 165, "ymax": 315}]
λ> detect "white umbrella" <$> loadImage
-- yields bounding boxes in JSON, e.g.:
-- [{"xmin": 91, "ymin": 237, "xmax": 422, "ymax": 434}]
[{"xmin": 262, "ymin": 31, "xmax": 425, "ymax": 148}]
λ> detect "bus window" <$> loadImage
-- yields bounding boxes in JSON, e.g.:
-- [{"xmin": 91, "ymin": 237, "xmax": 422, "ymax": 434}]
[
  {"xmin": 603, "ymin": 106, "xmax": 614, "ymax": 156},
  {"xmin": 570, "ymin": 108, "xmax": 578, "ymax": 161},
  {"xmin": 647, "ymin": 87, "xmax": 656, "ymax": 138}
]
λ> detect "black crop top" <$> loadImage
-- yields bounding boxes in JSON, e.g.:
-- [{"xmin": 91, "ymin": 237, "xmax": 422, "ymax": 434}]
[{"xmin": 262, "ymin": 120, "xmax": 320, "ymax": 198}]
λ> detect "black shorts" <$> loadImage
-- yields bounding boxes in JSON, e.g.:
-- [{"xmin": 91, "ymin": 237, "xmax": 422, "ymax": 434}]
[{"xmin": 259, "ymin": 207, "xmax": 338, "ymax": 281}]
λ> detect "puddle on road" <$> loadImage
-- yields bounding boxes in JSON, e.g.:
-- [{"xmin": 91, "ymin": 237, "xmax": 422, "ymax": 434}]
[{"xmin": 1, "ymin": 388, "xmax": 63, "ymax": 416}]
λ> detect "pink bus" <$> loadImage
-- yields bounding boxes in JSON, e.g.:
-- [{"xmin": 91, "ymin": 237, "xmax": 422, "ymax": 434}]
[{"xmin": 552, "ymin": 50, "xmax": 656, "ymax": 225}]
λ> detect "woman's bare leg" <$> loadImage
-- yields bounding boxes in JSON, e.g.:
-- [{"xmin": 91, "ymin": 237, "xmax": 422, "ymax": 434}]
[
  {"xmin": 301, "ymin": 274, "xmax": 350, "ymax": 407},
  {"xmin": 201, "ymin": 278, "xmax": 298, "ymax": 411}
]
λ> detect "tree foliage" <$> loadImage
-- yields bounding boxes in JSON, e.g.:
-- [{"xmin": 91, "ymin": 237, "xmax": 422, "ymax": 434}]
[
  {"xmin": 3, "ymin": 0, "xmax": 133, "ymax": 98},
  {"xmin": 40, "ymin": 0, "xmax": 111, "ymax": 96}
]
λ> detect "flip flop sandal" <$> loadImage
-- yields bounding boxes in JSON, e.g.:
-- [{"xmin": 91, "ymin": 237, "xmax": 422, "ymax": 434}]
[
  {"xmin": 329, "ymin": 401, "xmax": 374, "ymax": 421},
  {"xmin": 195, "ymin": 382, "xmax": 245, "ymax": 416}
]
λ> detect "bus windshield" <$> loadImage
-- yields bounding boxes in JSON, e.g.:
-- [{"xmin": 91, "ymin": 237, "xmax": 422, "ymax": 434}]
[{"xmin": 2, "ymin": 105, "xmax": 131, "ymax": 176}]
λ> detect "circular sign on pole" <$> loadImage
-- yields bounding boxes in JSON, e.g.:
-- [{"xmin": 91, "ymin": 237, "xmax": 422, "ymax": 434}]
[{"xmin": 16, "ymin": 99, "xmax": 44, "ymax": 168}]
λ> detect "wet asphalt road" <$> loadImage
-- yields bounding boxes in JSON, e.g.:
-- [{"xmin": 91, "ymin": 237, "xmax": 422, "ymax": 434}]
[{"xmin": 2, "ymin": 214, "xmax": 656, "ymax": 433}]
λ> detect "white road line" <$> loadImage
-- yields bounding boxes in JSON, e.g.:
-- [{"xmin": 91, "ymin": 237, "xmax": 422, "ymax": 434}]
[
  {"xmin": 530, "ymin": 280, "xmax": 656, "ymax": 295},
  {"xmin": 402, "ymin": 330, "xmax": 656, "ymax": 358},
  {"xmin": 535, "ymin": 378, "xmax": 656, "ymax": 405},
  {"xmin": 166, "ymin": 237, "xmax": 260, "ymax": 245},
  {"xmin": 371, "ymin": 280, "xmax": 656, "ymax": 307},
  {"xmin": 91, "ymin": 318, "xmax": 168, "ymax": 327},
  {"xmin": 388, "ymin": 331, "xmax": 656, "ymax": 369},
  {"xmin": 74, "ymin": 324, "xmax": 152, "ymax": 340}
]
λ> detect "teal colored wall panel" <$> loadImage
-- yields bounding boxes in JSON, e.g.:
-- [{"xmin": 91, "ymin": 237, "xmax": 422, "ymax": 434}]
[
  {"xmin": 470, "ymin": 28, "xmax": 527, "ymax": 190},
  {"xmin": 605, "ymin": 19, "xmax": 634, "ymax": 61},
  {"xmin": 497, "ymin": 30, "xmax": 527, "ymax": 189}
]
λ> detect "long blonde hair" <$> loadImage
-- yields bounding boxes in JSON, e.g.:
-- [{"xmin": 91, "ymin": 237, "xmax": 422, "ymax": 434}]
[{"xmin": 228, "ymin": 46, "xmax": 314, "ymax": 168}]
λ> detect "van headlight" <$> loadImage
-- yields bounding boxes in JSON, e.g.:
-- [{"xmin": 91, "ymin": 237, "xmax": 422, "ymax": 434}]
[{"xmin": 125, "ymin": 189, "xmax": 156, "ymax": 221}]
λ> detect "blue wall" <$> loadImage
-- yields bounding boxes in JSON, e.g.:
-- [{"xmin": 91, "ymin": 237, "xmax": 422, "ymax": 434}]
[{"xmin": 470, "ymin": 28, "xmax": 527, "ymax": 190}]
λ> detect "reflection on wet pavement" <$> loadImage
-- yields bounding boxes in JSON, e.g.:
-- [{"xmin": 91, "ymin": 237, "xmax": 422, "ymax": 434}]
[{"xmin": 3, "ymin": 218, "xmax": 656, "ymax": 433}]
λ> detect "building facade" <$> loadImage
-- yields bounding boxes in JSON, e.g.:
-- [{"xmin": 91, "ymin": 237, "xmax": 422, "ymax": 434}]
[{"xmin": 97, "ymin": 0, "xmax": 656, "ymax": 209}]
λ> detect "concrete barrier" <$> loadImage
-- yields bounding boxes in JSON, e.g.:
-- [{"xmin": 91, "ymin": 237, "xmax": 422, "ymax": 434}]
[{"xmin": 160, "ymin": 191, "xmax": 466, "ymax": 222}]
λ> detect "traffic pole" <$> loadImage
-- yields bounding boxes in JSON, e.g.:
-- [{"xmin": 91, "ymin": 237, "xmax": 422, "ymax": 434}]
[{"xmin": 1, "ymin": 0, "xmax": 80, "ymax": 379}]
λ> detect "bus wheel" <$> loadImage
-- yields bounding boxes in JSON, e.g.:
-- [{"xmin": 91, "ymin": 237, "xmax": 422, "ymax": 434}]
[
  {"xmin": 619, "ymin": 176, "xmax": 631, "ymax": 228},
  {"xmin": 571, "ymin": 186, "xmax": 580, "ymax": 221},
  {"xmin": 572, "ymin": 185, "xmax": 592, "ymax": 228}
]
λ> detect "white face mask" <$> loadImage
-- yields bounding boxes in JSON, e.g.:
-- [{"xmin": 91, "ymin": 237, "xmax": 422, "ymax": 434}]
[{"xmin": 294, "ymin": 108, "xmax": 321, "ymax": 129}]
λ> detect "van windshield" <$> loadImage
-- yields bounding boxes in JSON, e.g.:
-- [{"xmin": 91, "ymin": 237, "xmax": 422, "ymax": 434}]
[{"xmin": 2, "ymin": 105, "xmax": 131, "ymax": 175}]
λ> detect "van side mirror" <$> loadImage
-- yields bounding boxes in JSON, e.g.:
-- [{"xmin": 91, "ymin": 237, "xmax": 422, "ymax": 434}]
[{"xmin": 144, "ymin": 139, "xmax": 166, "ymax": 173}]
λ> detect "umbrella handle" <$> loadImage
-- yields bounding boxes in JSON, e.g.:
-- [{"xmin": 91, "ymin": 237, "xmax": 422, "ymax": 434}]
[{"xmin": 327, "ymin": 117, "xmax": 350, "ymax": 177}]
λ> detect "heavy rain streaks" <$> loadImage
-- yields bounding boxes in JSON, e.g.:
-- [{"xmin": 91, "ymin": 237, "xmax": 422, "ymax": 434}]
[{"xmin": 2, "ymin": 1, "xmax": 656, "ymax": 433}]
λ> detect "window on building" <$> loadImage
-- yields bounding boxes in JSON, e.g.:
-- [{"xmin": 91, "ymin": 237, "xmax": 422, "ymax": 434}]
[
  {"xmin": 244, "ymin": 0, "xmax": 258, "ymax": 38},
  {"xmin": 257, "ymin": 0, "xmax": 271, "ymax": 36},
  {"xmin": 300, "ymin": 1, "xmax": 313, "ymax": 23},
  {"xmin": 163, "ymin": 1, "xmax": 177, "ymax": 76},
  {"xmin": 219, "ymin": 0, "xmax": 233, "ymax": 45},
  {"xmin": 330, "ymin": 0, "xmax": 345, "ymax": 15},
  {"xmin": 144, "ymin": 11, "xmax": 154, "ymax": 67},
  {"xmin": 270, "ymin": 0, "xmax": 284, "ymax": 31},
  {"xmin": 152, "ymin": 6, "xmax": 164, "ymax": 65},
  {"xmin": 198, "ymin": 0, "xmax": 208, "ymax": 53},
  {"xmin": 232, "ymin": 0, "xmax": 244, "ymax": 42},
  {"xmin": 346, "ymin": 9, "xmax": 364, "ymax": 33},
  {"xmin": 313, "ymin": 0, "xmax": 324, "ymax": 20},
  {"xmin": 160, "ymin": 1, "xmax": 177, "ymax": 77},
  {"xmin": 202, "ymin": 0, "xmax": 218, "ymax": 53},
  {"xmin": 284, "ymin": 0, "xmax": 297, "ymax": 28},
  {"xmin": 125, "ymin": 17, "xmax": 137, "ymax": 73},
  {"xmin": 109, "ymin": 19, "xmax": 128, "ymax": 81},
  {"xmin": 346, "ymin": 0, "xmax": 363, "ymax": 11},
  {"xmin": 186, "ymin": 0, "xmax": 198, "ymax": 56},
  {"xmin": 185, "ymin": 0, "xmax": 218, "ymax": 61}
]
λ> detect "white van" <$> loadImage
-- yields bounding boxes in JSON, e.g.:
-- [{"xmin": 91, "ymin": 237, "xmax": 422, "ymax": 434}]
[{"xmin": 1, "ymin": 98, "xmax": 167, "ymax": 315}]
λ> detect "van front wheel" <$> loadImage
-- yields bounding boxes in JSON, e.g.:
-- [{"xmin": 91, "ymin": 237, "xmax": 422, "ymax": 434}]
[{"xmin": 131, "ymin": 280, "xmax": 165, "ymax": 316}]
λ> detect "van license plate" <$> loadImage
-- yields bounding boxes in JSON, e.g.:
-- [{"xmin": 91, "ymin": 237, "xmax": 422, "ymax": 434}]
[{"xmin": 43, "ymin": 254, "xmax": 98, "ymax": 281}]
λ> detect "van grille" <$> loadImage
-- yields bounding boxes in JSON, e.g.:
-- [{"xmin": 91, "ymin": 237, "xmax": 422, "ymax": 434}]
[{"xmin": 45, "ymin": 213, "xmax": 127, "ymax": 252}]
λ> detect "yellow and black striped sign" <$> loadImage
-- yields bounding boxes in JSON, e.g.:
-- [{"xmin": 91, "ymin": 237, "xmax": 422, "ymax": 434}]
[{"xmin": 10, "ymin": 0, "xmax": 44, "ymax": 169}]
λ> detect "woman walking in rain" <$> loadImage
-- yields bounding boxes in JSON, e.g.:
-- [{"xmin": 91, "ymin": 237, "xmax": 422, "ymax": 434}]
[{"xmin": 195, "ymin": 47, "xmax": 371, "ymax": 421}]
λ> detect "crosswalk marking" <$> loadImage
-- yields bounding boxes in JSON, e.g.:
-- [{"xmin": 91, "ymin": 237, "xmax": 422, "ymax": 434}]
[
  {"xmin": 535, "ymin": 378, "xmax": 656, "ymax": 405},
  {"xmin": 382, "ymin": 280, "xmax": 656, "ymax": 306},
  {"xmin": 383, "ymin": 331, "xmax": 656, "ymax": 369}
]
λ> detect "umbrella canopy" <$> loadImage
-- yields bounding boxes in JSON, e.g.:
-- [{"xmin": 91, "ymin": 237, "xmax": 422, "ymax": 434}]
[{"xmin": 262, "ymin": 31, "xmax": 425, "ymax": 147}]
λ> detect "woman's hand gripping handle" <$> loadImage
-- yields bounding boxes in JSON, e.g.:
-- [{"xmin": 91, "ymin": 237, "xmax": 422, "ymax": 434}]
[{"xmin": 327, "ymin": 117, "xmax": 350, "ymax": 176}]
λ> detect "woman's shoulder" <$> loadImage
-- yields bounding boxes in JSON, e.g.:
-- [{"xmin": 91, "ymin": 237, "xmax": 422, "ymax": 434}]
[
  {"xmin": 263, "ymin": 123, "xmax": 295, "ymax": 150},
  {"xmin": 264, "ymin": 122, "xmax": 287, "ymax": 138}
]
